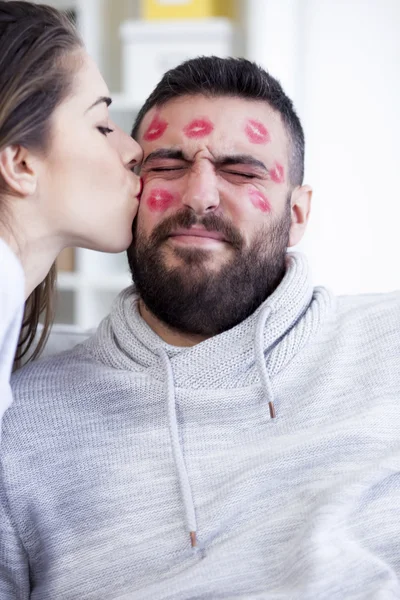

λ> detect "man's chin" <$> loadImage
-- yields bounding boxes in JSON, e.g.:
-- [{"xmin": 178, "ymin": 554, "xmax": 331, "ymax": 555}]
[{"xmin": 162, "ymin": 240, "xmax": 233, "ymax": 270}]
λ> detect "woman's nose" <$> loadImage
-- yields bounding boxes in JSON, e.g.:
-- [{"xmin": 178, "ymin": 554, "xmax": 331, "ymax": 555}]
[{"xmin": 109, "ymin": 122, "xmax": 143, "ymax": 169}]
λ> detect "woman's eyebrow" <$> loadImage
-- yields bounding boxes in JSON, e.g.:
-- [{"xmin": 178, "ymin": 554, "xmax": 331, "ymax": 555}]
[{"xmin": 86, "ymin": 96, "xmax": 112, "ymax": 113}]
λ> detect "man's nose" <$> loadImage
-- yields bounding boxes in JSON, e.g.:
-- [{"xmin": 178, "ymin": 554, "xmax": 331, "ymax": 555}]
[
  {"xmin": 181, "ymin": 163, "xmax": 220, "ymax": 215},
  {"xmin": 109, "ymin": 122, "xmax": 143, "ymax": 169}
]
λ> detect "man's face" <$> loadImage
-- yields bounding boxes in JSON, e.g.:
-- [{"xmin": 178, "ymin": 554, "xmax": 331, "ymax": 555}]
[{"xmin": 128, "ymin": 95, "xmax": 310, "ymax": 336}]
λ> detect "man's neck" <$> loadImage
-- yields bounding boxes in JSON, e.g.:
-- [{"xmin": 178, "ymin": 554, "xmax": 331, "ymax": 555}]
[{"xmin": 138, "ymin": 300, "xmax": 211, "ymax": 347}]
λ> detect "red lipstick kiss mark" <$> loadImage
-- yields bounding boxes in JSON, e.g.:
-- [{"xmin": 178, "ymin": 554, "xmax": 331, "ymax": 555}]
[
  {"xmin": 249, "ymin": 189, "xmax": 271, "ymax": 213},
  {"xmin": 183, "ymin": 118, "xmax": 214, "ymax": 139},
  {"xmin": 270, "ymin": 162, "xmax": 285, "ymax": 184},
  {"xmin": 143, "ymin": 114, "xmax": 168, "ymax": 142},
  {"xmin": 147, "ymin": 188, "xmax": 175, "ymax": 212},
  {"xmin": 245, "ymin": 119, "xmax": 270, "ymax": 144}
]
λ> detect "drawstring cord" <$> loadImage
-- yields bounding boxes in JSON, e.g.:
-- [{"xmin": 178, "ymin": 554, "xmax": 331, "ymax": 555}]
[
  {"xmin": 254, "ymin": 306, "xmax": 276, "ymax": 419},
  {"xmin": 158, "ymin": 303, "xmax": 274, "ymax": 550},
  {"xmin": 158, "ymin": 348, "xmax": 198, "ymax": 547}
]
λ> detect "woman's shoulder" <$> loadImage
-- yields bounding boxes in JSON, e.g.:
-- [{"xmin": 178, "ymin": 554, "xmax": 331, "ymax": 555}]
[
  {"xmin": 0, "ymin": 238, "xmax": 24, "ymax": 316},
  {"xmin": 0, "ymin": 238, "xmax": 25, "ymax": 428},
  {"xmin": 0, "ymin": 239, "xmax": 24, "ymax": 336},
  {"xmin": 0, "ymin": 238, "xmax": 24, "ymax": 365}
]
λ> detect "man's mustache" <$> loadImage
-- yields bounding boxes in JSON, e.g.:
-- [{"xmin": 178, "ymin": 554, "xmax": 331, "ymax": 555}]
[{"xmin": 148, "ymin": 208, "xmax": 244, "ymax": 251}]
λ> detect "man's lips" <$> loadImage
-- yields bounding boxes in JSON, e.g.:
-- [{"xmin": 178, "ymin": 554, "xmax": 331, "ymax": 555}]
[{"xmin": 168, "ymin": 228, "xmax": 227, "ymax": 242}]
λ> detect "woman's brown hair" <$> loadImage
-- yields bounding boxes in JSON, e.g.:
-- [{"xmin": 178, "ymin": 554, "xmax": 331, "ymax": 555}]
[{"xmin": 0, "ymin": 1, "xmax": 83, "ymax": 368}]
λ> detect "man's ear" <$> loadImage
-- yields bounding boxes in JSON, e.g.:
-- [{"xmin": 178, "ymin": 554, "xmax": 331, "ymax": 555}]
[
  {"xmin": 0, "ymin": 145, "xmax": 38, "ymax": 197},
  {"xmin": 288, "ymin": 184, "xmax": 312, "ymax": 247}
]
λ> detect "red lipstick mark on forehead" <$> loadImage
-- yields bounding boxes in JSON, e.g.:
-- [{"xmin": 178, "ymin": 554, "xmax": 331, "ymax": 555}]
[
  {"xmin": 147, "ymin": 188, "xmax": 175, "ymax": 212},
  {"xmin": 270, "ymin": 162, "xmax": 285, "ymax": 184},
  {"xmin": 183, "ymin": 118, "xmax": 214, "ymax": 139},
  {"xmin": 143, "ymin": 114, "xmax": 168, "ymax": 142},
  {"xmin": 245, "ymin": 119, "xmax": 270, "ymax": 145},
  {"xmin": 249, "ymin": 189, "xmax": 271, "ymax": 214}
]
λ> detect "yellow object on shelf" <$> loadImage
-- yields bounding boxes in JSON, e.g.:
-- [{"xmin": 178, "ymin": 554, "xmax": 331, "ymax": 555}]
[{"xmin": 142, "ymin": 0, "xmax": 235, "ymax": 20}]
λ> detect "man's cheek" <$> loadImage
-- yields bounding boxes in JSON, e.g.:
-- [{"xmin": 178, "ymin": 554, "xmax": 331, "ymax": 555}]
[
  {"xmin": 248, "ymin": 189, "xmax": 272, "ymax": 214},
  {"xmin": 142, "ymin": 186, "xmax": 179, "ymax": 212}
]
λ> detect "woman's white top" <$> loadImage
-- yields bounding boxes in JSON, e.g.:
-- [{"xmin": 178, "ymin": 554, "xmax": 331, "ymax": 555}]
[{"xmin": 0, "ymin": 238, "xmax": 24, "ymax": 440}]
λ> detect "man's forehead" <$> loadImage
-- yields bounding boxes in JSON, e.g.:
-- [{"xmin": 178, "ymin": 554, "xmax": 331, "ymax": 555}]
[
  {"xmin": 138, "ymin": 95, "xmax": 283, "ymax": 138},
  {"xmin": 137, "ymin": 95, "xmax": 289, "ymax": 171}
]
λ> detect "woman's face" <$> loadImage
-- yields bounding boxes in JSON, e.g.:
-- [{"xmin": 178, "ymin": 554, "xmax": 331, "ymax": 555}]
[{"xmin": 39, "ymin": 51, "xmax": 142, "ymax": 252}]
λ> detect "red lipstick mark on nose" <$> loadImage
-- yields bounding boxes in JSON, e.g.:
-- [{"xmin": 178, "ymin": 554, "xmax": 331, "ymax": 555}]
[
  {"xmin": 143, "ymin": 114, "xmax": 168, "ymax": 142},
  {"xmin": 147, "ymin": 188, "xmax": 175, "ymax": 212},
  {"xmin": 270, "ymin": 162, "xmax": 285, "ymax": 184},
  {"xmin": 245, "ymin": 119, "xmax": 270, "ymax": 144},
  {"xmin": 183, "ymin": 118, "xmax": 214, "ymax": 139},
  {"xmin": 249, "ymin": 189, "xmax": 271, "ymax": 213}
]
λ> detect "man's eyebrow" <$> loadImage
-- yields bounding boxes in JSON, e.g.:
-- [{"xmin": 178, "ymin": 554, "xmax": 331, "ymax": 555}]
[
  {"xmin": 86, "ymin": 96, "xmax": 112, "ymax": 112},
  {"xmin": 143, "ymin": 148, "xmax": 188, "ymax": 165},
  {"xmin": 215, "ymin": 154, "xmax": 268, "ymax": 172},
  {"xmin": 142, "ymin": 149, "xmax": 268, "ymax": 173}
]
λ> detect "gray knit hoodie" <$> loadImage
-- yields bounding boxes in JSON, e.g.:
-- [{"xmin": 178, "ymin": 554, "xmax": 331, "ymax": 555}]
[{"xmin": 1, "ymin": 252, "xmax": 400, "ymax": 600}]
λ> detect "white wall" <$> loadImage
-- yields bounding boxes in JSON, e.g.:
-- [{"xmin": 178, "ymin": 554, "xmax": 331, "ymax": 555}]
[
  {"xmin": 297, "ymin": 0, "xmax": 400, "ymax": 294},
  {"xmin": 244, "ymin": 0, "xmax": 400, "ymax": 294}
]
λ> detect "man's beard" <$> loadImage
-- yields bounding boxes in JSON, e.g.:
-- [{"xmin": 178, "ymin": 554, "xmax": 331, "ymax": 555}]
[{"xmin": 127, "ymin": 203, "xmax": 291, "ymax": 337}]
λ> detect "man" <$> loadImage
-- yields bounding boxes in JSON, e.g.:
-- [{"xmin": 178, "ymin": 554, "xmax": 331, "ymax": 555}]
[{"xmin": 1, "ymin": 57, "xmax": 400, "ymax": 599}]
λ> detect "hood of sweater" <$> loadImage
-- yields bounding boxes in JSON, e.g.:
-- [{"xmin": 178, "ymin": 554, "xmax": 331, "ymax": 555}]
[
  {"xmin": 81, "ymin": 252, "xmax": 335, "ymax": 547},
  {"xmin": 88, "ymin": 252, "xmax": 333, "ymax": 392}
]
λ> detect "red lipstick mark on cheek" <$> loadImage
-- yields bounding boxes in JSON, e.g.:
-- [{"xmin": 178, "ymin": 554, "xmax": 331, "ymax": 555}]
[
  {"xmin": 183, "ymin": 118, "xmax": 214, "ymax": 139},
  {"xmin": 249, "ymin": 189, "xmax": 271, "ymax": 214},
  {"xmin": 270, "ymin": 162, "xmax": 285, "ymax": 184},
  {"xmin": 143, "ymin": 114, "xmax": 168, "ymax": 142},
  {"xmin": 245, "ymin": 119, "xmax": 270, "ymax": 144},
  {"xmin": 146, "ymin": 188, "xmax": 175, "ymax": 212}
]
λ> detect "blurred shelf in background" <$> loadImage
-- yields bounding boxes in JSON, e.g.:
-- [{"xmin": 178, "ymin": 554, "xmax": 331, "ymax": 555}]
[
  {"xmin": 120, "ymin": 18, "xmax": 234, "ymax": 106},
  {"xmin": 55, "ymin": 247, "xmax": 133, "ymax": 328}
]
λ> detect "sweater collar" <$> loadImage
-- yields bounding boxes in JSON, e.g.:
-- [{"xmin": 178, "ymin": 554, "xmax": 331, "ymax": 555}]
[{"xmin": 88, "ymin": 252, "xmax": 334, "ymax": 389}]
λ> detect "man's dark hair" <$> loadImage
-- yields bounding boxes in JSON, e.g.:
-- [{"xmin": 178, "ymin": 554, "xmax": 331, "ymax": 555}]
[{"xmin": 132, "ymin": 56, "xmax": 305, "ymax": 187}]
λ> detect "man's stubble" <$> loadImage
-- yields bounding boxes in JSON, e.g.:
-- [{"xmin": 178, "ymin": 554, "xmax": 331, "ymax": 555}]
[{"xmin": 127, "ymin": 203, "xmax": 291, "ymax": 336}]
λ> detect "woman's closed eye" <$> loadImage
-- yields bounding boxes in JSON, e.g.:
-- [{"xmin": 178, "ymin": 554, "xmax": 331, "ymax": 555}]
[{"xmin": 97, "ymin": 126, "xmax": 114, "ymax": 136}]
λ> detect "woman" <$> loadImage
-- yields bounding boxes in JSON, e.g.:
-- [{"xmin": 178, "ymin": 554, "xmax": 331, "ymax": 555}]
[{"xmin": 0, "ymin": 1, "xmax": 142, "ymax": 431}]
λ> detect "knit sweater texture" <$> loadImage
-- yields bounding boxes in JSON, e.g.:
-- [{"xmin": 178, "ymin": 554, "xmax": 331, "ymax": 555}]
[
  {"xmin": 1, "ymin": 252, "xmax": 400, "ymax": 599},
  {"xmin": 0, "ymin": 238, "xmax": 24, "ymax": 440}
]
